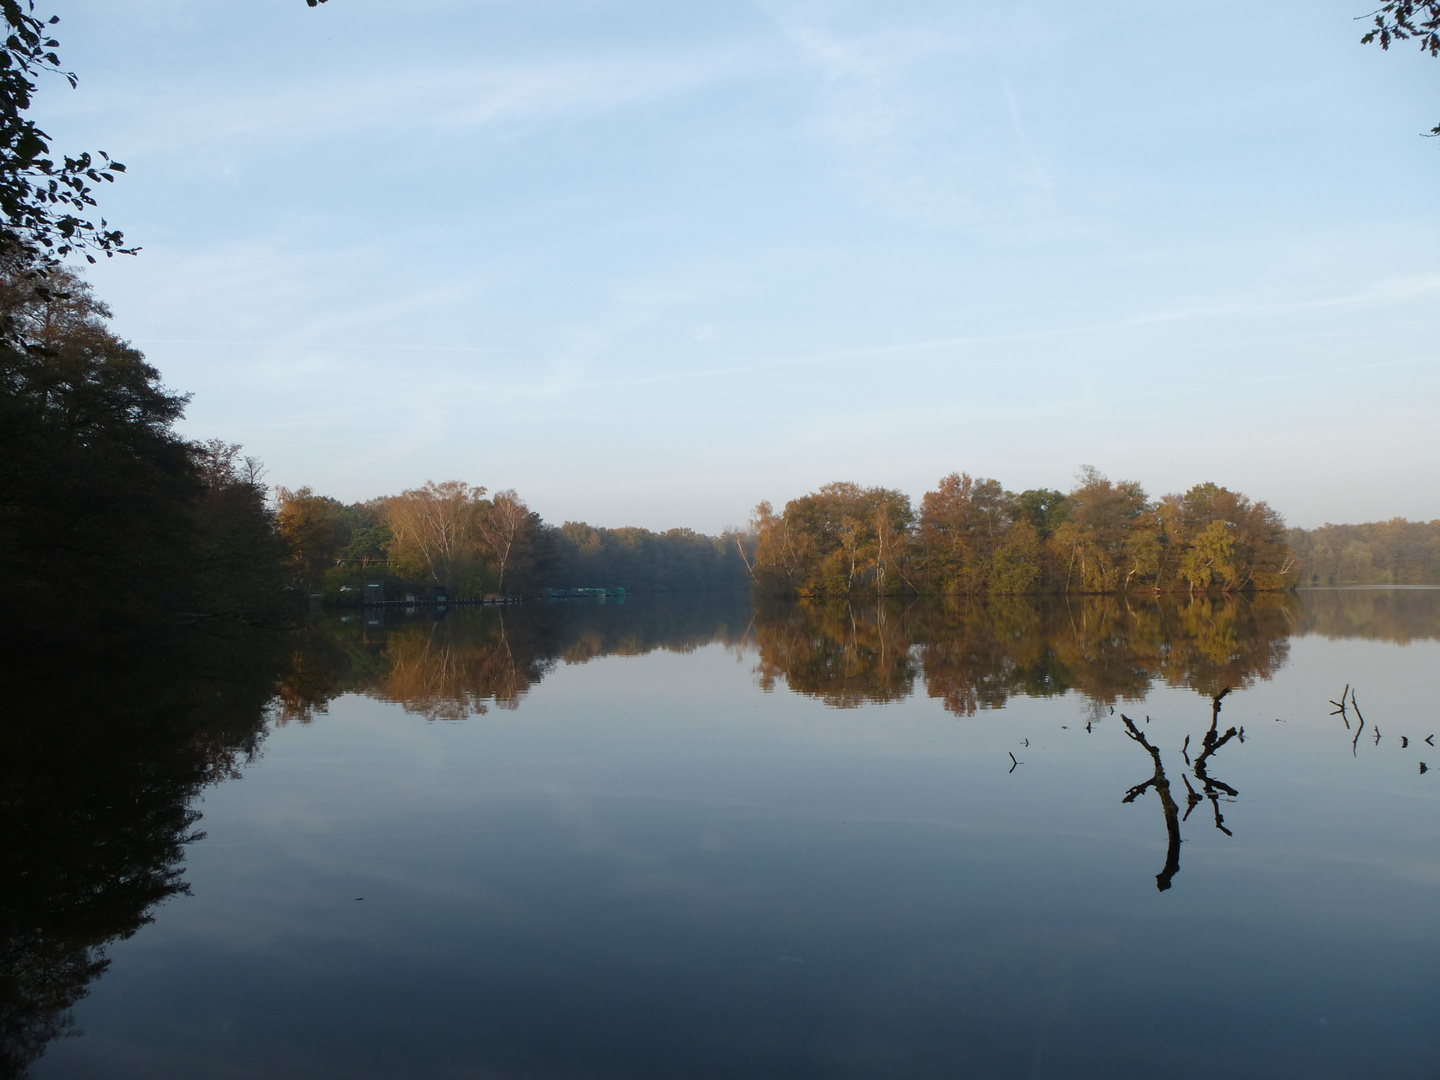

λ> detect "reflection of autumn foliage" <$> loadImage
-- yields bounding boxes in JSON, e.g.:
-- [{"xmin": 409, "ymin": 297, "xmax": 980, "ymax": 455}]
[
  {"xmin": 276, "ymin": 597, "xmax": 757, "ymax": 723},
  {"xmin": 915, "ymin": 597, "xmax": 1060, "ymax": 717},
  {"xmin": 275, "ymin": 591, "xmax": 1439, "ymax": 725},
  {"xmin": 752, "ymin": 600, "xmax": 917, "ymax": 708},
  {"xmin": 752, "ymin": 595, "xmax": 1298, "ymax": 715},
  {"xmin": 273, "ymin": 612, "xmax": 558, "ymax": 723},
  {"xmin": 1293, "ymin": 588, "xmax": 1440, "ymax": 644},
  {"xmin": 274, "ymin": 623, "xmax": 391, "ymax": 726},
  {"xmin": 1158, "ymin": 595, "xmax": 1292, "ymax": 696},
  {"xmin": 376, "ymin": 618, "xmax": 548, "ymax": 721}
]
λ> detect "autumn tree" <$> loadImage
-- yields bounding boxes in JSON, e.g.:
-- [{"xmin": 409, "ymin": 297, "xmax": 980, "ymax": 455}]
[
  {"xmin": 871, "ymin": 490, "xmax": 916, "ymax": 595},
  {"xmin": 476, "ymin": 489, "xmax": 535, "ymax": 595},
  {"xmin": 916, "ymin": 473, "xmax": 1017, "ymax": 594},
  {"xmin": 749, "ymin": 482, "xmax": 913, "ymax": 596},
  {"xmin": 750, "ymin": 500, "xmax": 816, "ymax": 594},
  {"xmin": 276, "ymin": 486, "xmax": 347, "ymax": 590},
  {"xmin": 1164, "ymin": 483, "xmax": 1296, "ymax": 592},
  {"xmin": 1049, "ymin": 467, "xmax": 1152, "ymax": 592},
  {"xmin": 382, "ymin": 481, "xmax": 486, "ymax": 587}
]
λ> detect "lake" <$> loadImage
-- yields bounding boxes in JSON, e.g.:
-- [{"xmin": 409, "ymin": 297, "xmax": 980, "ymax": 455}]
[{"xmin": 5, "ymin": 589, "xmax": 1439, "ymax": 1079}]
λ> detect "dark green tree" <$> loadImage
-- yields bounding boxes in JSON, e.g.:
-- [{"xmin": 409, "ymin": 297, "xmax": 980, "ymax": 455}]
[{"xmin": 0, "ymin": 268, "xmax": 285, "ymax": 631}]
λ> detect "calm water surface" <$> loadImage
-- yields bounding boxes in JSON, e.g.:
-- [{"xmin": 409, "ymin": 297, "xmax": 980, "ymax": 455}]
[{"xmin": 6, "ymin": 590, "xmax": 1440, "ymax": 1079}]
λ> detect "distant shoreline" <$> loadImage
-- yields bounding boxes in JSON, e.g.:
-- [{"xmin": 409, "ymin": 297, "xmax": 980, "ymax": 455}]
[{"xmin": 1297, "ymin": 584, "xmax": 1440, "ymax": 591}]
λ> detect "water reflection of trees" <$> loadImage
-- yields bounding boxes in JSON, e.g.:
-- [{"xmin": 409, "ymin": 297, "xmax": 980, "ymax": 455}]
[
  {"xmin": 273, "ymin": 590, "xmax": 1440, "ymax": 722},
  {"xmin": 6, "ymin": 589, "xmax": 1435, "ymax": 1071},
  {"xmin": 277, "ymin": 596, "xmax": 756, "ymax": 723},
  {"xmin": 1293, "ymin": 587, "xmax": 1440, "ymax": 644},
  {"xmin": 0, "ymin": 628, "xmax": 282, "ymax": 1079},
  {"xmin": 748, "ymin": 595, "xmax": 1297, "ymax": 714},
  {"xmin": 751, "ymin": 600, "xmax": 917, "ymax": 708}
]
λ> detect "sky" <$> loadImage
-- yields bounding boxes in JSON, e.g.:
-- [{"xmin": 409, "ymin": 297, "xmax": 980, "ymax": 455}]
[{"xmin": 37, "ymin": 0, "xmax": 1440, "ymax": 532}]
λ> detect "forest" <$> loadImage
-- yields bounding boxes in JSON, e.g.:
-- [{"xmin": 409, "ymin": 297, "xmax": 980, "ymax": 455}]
[
  {"xmin": 1288, "ymin": 519, "xmax": 1440, "ymax": 586},
  {"xmin": 273, "ymin": 483, "xmax": 755, "ymax": 602},
  {"xmin": 7, "ymin": 257, "xmax": 1433, "ymax": 626},
  {"xmin": 272, "ymin": 467, "xmax": 1300, "ymax": 602},
  {"xmin": 742, "ymin": 471, "xmax": 1298, "ymax": 597}
]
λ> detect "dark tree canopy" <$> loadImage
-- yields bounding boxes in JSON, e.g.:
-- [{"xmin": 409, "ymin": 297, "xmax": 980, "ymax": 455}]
[{"xmin": 0, "ymin": 266, "xmax": 286, "ymax": 633}]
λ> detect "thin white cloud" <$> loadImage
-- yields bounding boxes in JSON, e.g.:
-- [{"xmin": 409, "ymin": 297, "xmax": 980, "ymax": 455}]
[
  {"xmin": 759, "ymin": 1, "xmax": 1070, "ymax": 237},
  {"xmin": 65, "ymin": 47, "xmax": 769, "ymax": 157},
  {"xmin": 129, "ymin": 270, "xmax": 1440, "ymax": 395}
]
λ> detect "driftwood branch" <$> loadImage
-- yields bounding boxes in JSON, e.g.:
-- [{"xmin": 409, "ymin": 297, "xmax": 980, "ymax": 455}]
[{"xmin": 1120, "ymin": 713, "xmax": 1182, "ymax": 891}]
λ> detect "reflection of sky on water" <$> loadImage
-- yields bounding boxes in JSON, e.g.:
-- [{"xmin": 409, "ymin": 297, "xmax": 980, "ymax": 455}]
[{"xmin": 29, "ymin": 596, "xmax": 1440, "ymax": 1079}]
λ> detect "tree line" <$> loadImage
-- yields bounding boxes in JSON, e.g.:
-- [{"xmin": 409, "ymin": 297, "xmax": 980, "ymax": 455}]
[
  {"xmin": 743, "ymin": 469, "xmax": 1298, "ymax": 597},
  {"xmin": 3, "ymin": 252, "xmax": 1427, "ymax": 623},
  {"xmin": 1287, "ymin": 519, "xmax": 1440, "ymax": 587},
  {"xmin": 12, "ymin": 253, "xmax": 1432, "ymax": 626},
  {"xmin": 275, "ymin": 483, "xmax": 754, "ymax": 601}
]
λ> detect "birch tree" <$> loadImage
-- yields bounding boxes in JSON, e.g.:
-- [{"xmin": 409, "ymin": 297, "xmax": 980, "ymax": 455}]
[
  {"xmin": 477, "ymin": 489, "xmax": 532, "ymax": 595},
  {"xmin": 383, "ymin": 481, "xmax": 484, "ymax": 586}
]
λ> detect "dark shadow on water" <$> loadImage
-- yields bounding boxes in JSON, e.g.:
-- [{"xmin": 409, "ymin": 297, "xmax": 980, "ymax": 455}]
[{"xmin": 0, "ymin": 625, "xmax": 286, "ymax": 1080}]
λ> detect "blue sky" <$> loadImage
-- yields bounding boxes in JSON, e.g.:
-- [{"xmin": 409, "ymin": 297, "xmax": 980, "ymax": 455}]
[{"xmin": 39, "ymin": 0, "xmax": 1440, "ymax": 531}]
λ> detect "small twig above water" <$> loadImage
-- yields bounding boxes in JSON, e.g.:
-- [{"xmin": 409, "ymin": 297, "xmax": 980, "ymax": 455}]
[
  {"xmin": 1181, "ymin": 773, "xmax": 1202, "ymax": 822},
  {"xmin": 1330, "ymin": 683, "xmax": 1351, "ymax": 727}
]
